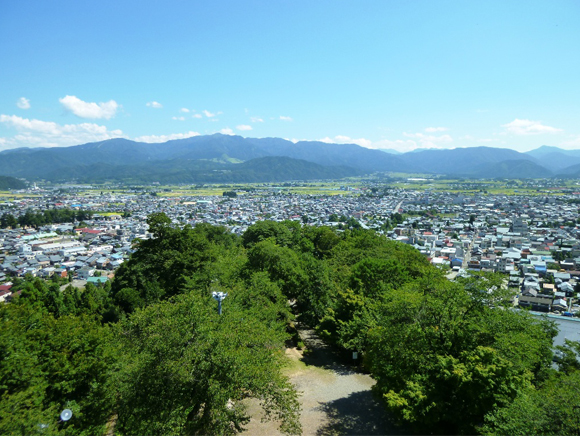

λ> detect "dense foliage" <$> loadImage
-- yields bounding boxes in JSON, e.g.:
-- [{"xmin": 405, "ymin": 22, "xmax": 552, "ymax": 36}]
[
  {"xmin": 2, "ymin": 214, "xmax": 579, "ymax": 434},
  {"xmin": 0, "ymin": 175, "xmax": 26, "ymax": 190},
  {"xmin": 0, "ymin": 208, "xmax": 94, "ymax": 229}
]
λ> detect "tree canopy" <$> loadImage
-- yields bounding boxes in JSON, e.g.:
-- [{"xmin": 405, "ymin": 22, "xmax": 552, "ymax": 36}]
[{"xmin": 0, "ymin": 214, "xmax": 575, "ymax": 435}]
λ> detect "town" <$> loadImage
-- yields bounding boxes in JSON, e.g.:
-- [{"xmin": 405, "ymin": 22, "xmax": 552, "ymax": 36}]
[{"xmin": 2, "ymin": 179, "xmax": 580, "ymax": 318}]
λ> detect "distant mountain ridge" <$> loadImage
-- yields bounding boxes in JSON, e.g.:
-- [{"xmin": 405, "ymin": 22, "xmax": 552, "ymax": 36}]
[
  {"xmin": 525, "ymin": 145, "xmax": 580, "ymax": 159},
  {"xmin": 39, "ymin": 156, "xmax": 361, "ymax": 184},
  {"xmin": 397, "ymin": 146, "xmax": 538, "ymax": 175},
  {"xmin": 0, "ymin": 135, "xmax": 575, "ymax": 182},
  {"xmin": 472, "ymin": 159, "xmax": 553, "ymax": 179}
]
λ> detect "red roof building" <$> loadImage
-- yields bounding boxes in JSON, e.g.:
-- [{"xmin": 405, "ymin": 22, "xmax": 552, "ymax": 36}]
[{"xmin": 75, "ymin": 228, "xmax": 102, "ymax": 235}]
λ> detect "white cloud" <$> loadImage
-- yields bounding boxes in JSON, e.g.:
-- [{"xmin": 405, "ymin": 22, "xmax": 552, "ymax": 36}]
[
  {"xmin": 192, "ymin": 114, "xmax": 202, "ymax": 119},
  {"xmin": 1, "ymin": 115, "xmax": 61, "ymax": 134},
  {"xmin": 59, "ymin": 95, "xmax": 118, "ymax": 119},
  {"xmin": 146, "ymin": 101, "xmax": 163, "ymax": 109},
  {"xmin": 219, "ymin": 128, "xmax": 234, "ymax": 135},
  {"xmin": 369, "ymin": 139, "xmax": 418, "ymax": 153},
  {"xmin": 135, "ymin": 131, "xmax": 200, "ymax": 143},
  {"xmin": 0, "ymin": 114, "xmax": 125, "ymax": 149},
  {"xmin": 250, "ymin": 116, "xmax": 263, "ymax": 123},
  {"xmin": 425, "ymin": 126, "xmax": 449, "ymax": 132},
  {"xmin": 561, "ymin": 135, "xmax": 580, "ymax": 149},
  {"xmin": 180, "ymin": 108, "xmax": 190, "ymax": 113},
  {"xmin": 236, "ymin": 125, "xmax": 252, "ymax": 131},
  {"xmin": 16, "ymin": 97, "xmax": 30, "ymax": 109},
  {"xmin": 279, "ymin": 116, "xmax": 293, "ymax": 121},
  {"xmin": 319, "ymin": 135, "xmax": 372, "ymax": 148},
  {"xmin": 502, "ymin": 118, "xmax": 562, "ymax": 135},
  {"xmin": 403, "ymin": 132, "xmax": 454, "ymax": 148},
  {"xmin": 172, "ymin": 116, "xmax": 185, "ymax": 121},
  {"xmin": 203, "ymin": 110, "xmax": 218, "ymax": 118}
]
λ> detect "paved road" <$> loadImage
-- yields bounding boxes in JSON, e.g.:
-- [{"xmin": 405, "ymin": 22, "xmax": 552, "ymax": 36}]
[
  {"xmin": 462, "ymin": 235, "xmax": 475, "ymax": 269},
  {"xmin": 392, "ymin": 200, "xmax": 403, "ymax": 214},
  {"xmin": 244, "ymin": 324, "xmax": 403, "ymax": 435}
]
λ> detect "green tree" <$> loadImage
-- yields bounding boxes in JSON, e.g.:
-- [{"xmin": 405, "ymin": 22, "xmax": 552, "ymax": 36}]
[
  {"xmin": 113, "ymin": 292, "xmax": 301, "ymax": 435},
  {"xmin": 482, "ymin": 370, "xmax": 580, "ymax": 435},
  {"xmin": 246, "ymin": 240, "xmax": 308, "ymax": 300},
  {"xmin": 349, "ymin": 257, "xmax": 410, "ymax": 298},
  {"xmin": 365, "ymin": 281, "xmax": 555, "ymax": 434},
  {"xmin": 242, "ymin": 220, "xmax": 298, "ymax": 249},
  {"xmin": 0, "ymin": 304, "xmax": 117, "ymax": 435},
  {"xmin": 0, "ymin": 213, "xmax": 17, "ymax": 228},
  {"xmin": 112, "ymin": 214, "xmax": 238, "ymax": 309},
  {"xmin": 302, "ymin": 226, "xmax": 341, "ymax": 259}
]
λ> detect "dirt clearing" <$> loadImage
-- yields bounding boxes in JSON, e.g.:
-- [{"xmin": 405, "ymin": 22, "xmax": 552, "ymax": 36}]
[{"xmin": 244, "ymin": 325, "xmax": 404, "ymax": 435}]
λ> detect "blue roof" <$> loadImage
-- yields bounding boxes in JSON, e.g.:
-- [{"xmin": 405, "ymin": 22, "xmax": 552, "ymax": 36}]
[{"xmin": 87, "ymin": 276, "xmax": 108, "ymax": 283}]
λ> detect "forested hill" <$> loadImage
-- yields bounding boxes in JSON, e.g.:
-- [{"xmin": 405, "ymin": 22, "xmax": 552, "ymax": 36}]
[
  {"xmin": 2, "ymin": 217, "xmax": 580, "ymax": 435},
  {"xmin": 39, "ymin": 156, "xmax": 361, "ymax": 184},
  {"xmin": 0, "ymin": 135, "xmax": 572, "ymax": 181},
  {"xmin": 0, "ymin": 175, "xmax": 26, "ymax": 190}
]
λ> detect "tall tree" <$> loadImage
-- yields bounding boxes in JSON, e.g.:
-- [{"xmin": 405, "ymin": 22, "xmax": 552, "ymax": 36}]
[
  {"xmin": 365, "ymin": 281, "xmax": 555, "ymax": 434},
  {"xmin": 0, "ymin": 304, "xmax": 117, "ymax": 435},
  {"xmin": 113, "ymin": 292, "xmax": 301, "ymax": 435}
]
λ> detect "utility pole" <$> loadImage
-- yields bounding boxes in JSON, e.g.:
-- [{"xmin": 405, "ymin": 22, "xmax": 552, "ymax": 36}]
[{"xmin": 212, "ymin": 291, "xmax": 227, "ymax": 315}]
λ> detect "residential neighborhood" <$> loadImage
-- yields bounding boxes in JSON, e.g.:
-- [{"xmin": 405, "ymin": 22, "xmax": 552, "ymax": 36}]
[{"xmin": 2, "ymin": 182, "xmax": 580, "ymax": 317}]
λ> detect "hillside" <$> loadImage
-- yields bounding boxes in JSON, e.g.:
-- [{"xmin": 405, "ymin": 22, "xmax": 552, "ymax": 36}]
[
  {"xmin": 472, "ymin": 159, "xmax": 553, "ymax": 179},
  {"xmin": 523, "ymin": 150, "xmax": 580, "ymax": 172},
  {"xmin": 398, "ymin": 146, "xmax": 539, "ymax": 175},
  {"xmin": 0, "ymin": 175, "xmax": 26, "ymax": 190},
  {"xmin": 0, "ymin": 135, "xmax": 571, "ymax": 182},
  {"xmin": 4, "ymin": 219, "xmax": 568, "ymax": 435},
  {"xmin": 0, "ymin": 134, "xmax": 403, "ymax": 181},
  {"xmin": 526, "ymin": 145, "xmax": 580, "ymax": 159},
  {"xmin": 557, "ymin": 162, "xmax": 580, "ymax": 178},
  {"xmin": 40, "ymin": 156, "xmax": 361, "ymax": 184}
]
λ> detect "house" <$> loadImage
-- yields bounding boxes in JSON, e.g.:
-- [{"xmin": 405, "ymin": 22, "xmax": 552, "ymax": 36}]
[
  {"xmin": 77, "ymin": 266, "xmax": 95, "ymax": 280},
  {"xmin": 559, "ymin": 281, "xmax": 575, "ymax": 297},
  {"xmin": 0, "ymin": 289, "xmax": 11, "ymax": 303},
  {"xmin": 554, "ymin": 272, "xmax": 571, "ymax": 282},
  {"xmin": 518, "ymin": 293, "xmax": 552, "ymax": 312},
  {"xmin": 561, "ymin": 259, "xmax": 576, "ymax": 270},
  {"xmin": 49, "ymin": 255, "xmax": 62, "ymax": 265},
  {"xmin": 450, "ymin": 258, "xmax": 463, "ymax": 268},
  {"xmin": 542, "ymin": 283, "xmax": 555, "ymax": 295},
  {"xmin": 522, "ymin": 275, "xmax": 541, "ymax": 292},
  {"xmin": 553, "ymin": 298, "xmax": 568, "ymax": 312}
]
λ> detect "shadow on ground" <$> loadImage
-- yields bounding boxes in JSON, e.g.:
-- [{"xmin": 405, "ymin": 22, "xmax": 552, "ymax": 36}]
[
  {"xmin": 300, "ymin": 346, "xmax": 358, "ymax": 376},
  {"xmin": 297, "ymin": 323, "xmax": 360, "ymax": 376},
  {"xmin": 315, "ymin": 390, "xmax": 405, "ymax": 436}
]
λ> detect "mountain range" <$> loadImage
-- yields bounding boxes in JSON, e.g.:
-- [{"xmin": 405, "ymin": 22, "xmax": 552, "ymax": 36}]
[{"xmin": 0, "ymin": 134, "xmax": 578, "ymax": 183}]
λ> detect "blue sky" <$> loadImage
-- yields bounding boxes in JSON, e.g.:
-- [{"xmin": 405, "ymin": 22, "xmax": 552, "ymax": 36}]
[{"xmin": 1, "ymin": 0, "xmax": 579, "ymax": 153}]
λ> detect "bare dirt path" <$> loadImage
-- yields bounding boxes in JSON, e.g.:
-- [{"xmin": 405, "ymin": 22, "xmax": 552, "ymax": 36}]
[{"xmin": 244, "ymin": 324, "xmax": 404, "ymax": 436}]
